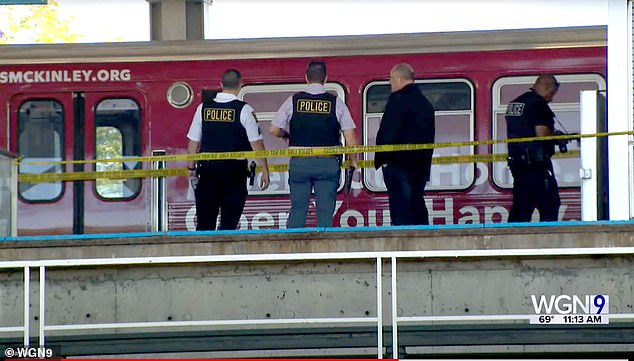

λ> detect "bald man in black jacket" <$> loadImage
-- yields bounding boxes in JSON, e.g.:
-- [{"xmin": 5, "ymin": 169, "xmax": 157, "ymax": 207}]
[{"xmin": 374, "ymin": 63, "xmax": 435, "ymax": 226}]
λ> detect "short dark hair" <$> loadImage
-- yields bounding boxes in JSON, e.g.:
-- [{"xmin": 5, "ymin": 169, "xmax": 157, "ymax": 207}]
[
  {"xmin": 306, "ymin": 61, "xmax": 327, "ymax": 83},
  {"xmin": 222, "ymin": 69, "xmax": 241, "ymax": 89}
]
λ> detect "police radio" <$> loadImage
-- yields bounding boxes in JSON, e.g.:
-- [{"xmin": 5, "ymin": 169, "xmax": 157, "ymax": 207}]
[
  {"xmin": 343, "ymin": 166, "xmax": 355, "ymax": 208},
  {"xmin": 343, "ymin": 166, "xmax": 354, "ymax": 195}
]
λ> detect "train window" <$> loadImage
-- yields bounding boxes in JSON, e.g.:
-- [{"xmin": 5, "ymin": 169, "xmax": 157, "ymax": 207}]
[
  {"xmin": 94, "ymin": 98, "xmax": 142, "ymax": 200},
  {"xmin": 17, "ymin": 99, "xmax": 64, "ymax": 202},
  {"xmin": 167, "ymin": 82, "xmax": 194, "ymax": 108},
  {"xmin": 366, "ymin": 82, "xmax": 472, "ymax": 113},
  {"xmin": 238, "ymin": 83, "xmax": 347, "ymax": 196},
  {"xmin": 492, "ymin": 74, "xmax": 606, "ymax": 189},
  {"xmin": 363, "ymin": 79, "xmax": 475, "ymax": 192},
  {"xmin": 243, "ymin": 91, "xmax": 297, "ymax": 113}
]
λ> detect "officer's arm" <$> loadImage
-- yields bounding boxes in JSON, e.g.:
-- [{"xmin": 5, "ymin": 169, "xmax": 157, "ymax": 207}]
[
  {"xmin": 249, "ymin": 139, "xmax": 270, "ymax": 190},
  {"xmin": 529, "ymin": 102, "xmax": 553, "ymax": 138},
  {"xmin": 269, "ymin": 125, "xmax": 289, "ymax": 139},
  {"xmin": 270, "ymin": 97, "xmax": 292, "ymax": 139},
  {"xmin": 186, "ymin": 104, "xmax": 203, "ymax": 172},
  {"xmin": 342, "ymin": 129, "xmax": 358, "ymax": 169},
  {"xmin": 187, "ymin": 139, "xmax": 200, "ymax": 173},
  {"xmin": 535, "ymin": 125, "xmax": 552, "ymax": 137}
]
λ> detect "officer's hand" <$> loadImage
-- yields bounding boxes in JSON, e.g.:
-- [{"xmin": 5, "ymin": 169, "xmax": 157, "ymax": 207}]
[
  {"xmin": 281, "ymin": 130, "xmax": 290, "ymax": 140},
  {"xmin": 188, "ymin": 171, "xmax": 198, "ymax": 191},
  {"xmin": 348, "ymin": 156, "xmax": 358, "ymax": 170},
  {"xmin": 260, "ymin": 169, "xmax": 270, "ymax": 190}
]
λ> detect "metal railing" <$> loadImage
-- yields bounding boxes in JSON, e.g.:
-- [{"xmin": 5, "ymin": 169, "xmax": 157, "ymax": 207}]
[{"xmin": 2, "ymin": 248, "xmax": 634, "ymax": 358}]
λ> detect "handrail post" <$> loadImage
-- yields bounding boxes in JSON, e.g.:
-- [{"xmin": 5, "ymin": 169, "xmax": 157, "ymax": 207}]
[
  {"xmin": 23, "ymin": 266, "xmax": 30, "ymax": 346},
  {"xmin": 376, "ymin": 256, "xmax": 383, "ymax": 359},
  {"xmin": 39, "ymin": 266, "xmax": 46, "ymax": 346},
  {"xmin": 391, "ymin": 256, "xmax": 398, "ymax": 359},
  {"xmin": 151, "ymin": 150, "xmax": 167, "ymax": 232}
]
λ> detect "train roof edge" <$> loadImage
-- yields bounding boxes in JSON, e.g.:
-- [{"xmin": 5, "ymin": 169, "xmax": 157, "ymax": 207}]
[{"xmin": 0, "ymin": 26, "xmax": 607, "ymax": 65}]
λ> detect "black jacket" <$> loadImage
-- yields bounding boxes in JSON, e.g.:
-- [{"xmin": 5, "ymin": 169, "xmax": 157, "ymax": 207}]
[
  {"xmin": 374, "ymin": 83, "xmax": 435, "ymax": 178},
  {"xmin": 505, "ymin": 89, "xmax": 556, "ymax": 161}
]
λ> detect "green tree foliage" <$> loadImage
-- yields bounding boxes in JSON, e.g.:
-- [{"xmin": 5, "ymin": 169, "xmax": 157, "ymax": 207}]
[
  {"xmin": 0, "ymin": 0, "xmax": 82, "ymax": 44},
  {"xmin": 96, "ymin": 126, "xmax": 125, "ymax": 198}
]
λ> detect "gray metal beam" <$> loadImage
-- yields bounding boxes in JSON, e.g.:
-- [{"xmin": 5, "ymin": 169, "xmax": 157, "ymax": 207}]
[{"xmin": 146, "ymin": 0, "xmax": 211, "ymax": 40}]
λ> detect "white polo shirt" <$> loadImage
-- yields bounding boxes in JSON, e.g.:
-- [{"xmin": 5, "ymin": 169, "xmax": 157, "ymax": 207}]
[{"xmin": 187, "ymin": 92, "xmax": 263, "ymax": 142}]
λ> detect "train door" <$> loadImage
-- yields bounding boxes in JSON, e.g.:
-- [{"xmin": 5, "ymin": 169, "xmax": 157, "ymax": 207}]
[
  {"xmin": 492, "ymin": 74, "xmax": 607, "ymax": 221},
  {"xmin": 11, "ymin": 91, "xmax": 147, "ymax": 235},
  {"xmin": 580, "ymin": 90, "xmax": 608, "ymax": 221}
]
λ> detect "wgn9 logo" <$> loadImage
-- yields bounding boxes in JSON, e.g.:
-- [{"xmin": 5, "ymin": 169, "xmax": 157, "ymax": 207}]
[
  {"xmin": 3, "ymin": 346, "xmax": 54, "ymax": 359},
  {"xmin": 530, "ymin": 294, "xmax": 609, "ymax": 325}
]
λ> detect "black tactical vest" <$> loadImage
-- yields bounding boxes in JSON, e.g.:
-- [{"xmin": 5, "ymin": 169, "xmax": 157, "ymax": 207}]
[
  {"xmin": 289, "ymin": 92, "xmax": 340, "ymax": 147},
  {"xmin": 200, "ymin": 99, "xmax": 251, "ymax": 154},
  {"xmin": 505, "ymin": 90, "xmax": 555, "ymax": 164}
]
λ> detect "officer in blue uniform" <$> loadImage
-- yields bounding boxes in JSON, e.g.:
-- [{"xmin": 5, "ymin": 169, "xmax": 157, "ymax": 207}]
[
  {"xmin": 269, "ymin": 61, "xmax": 358, "ymax": 228},
  {"xmin": 505, "ymin": 74, "xmax": 561, "ymax": 222},
  {"xmin": 186, "ymin": 69, "xmax": 269, "ymax": 230}
]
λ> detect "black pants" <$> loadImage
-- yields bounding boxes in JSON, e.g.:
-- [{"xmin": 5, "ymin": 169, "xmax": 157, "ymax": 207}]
[
  {"xmin": 383, "ymin": 164, "xmax": 429, "ymax": 226},
  {"xmin": 508, "ymin": 160, "xmax": 561, "ymax": 222},
  {"xmin": 195, "ymin": 160, "xmax": 248, "ymax": 231}
]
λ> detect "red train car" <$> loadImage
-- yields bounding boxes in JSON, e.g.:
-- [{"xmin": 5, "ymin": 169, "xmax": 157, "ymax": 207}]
[{"xmin": 0, "ymin": 26, "xmax": 606, "ymax": 235}]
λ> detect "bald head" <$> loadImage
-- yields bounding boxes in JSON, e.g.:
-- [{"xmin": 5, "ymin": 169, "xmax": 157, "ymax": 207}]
[
  {"xmin": 391, "ymin": 63, "xmax": 414, "ymax": 80},
  {"xmin": 389, "ymin": 63, "xmax": 415, "ymax": 92},
  {"xmin": 533, "ymin": 74, "xmax": 559, "ymax": 102}
]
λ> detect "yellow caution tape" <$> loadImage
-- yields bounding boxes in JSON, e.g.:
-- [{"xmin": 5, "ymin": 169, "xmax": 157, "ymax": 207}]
[
  {"xmin": 15, "ymin": 130, "xmax": 628, "ymax": 167},
  {"xmin": 18, "ymin": 150, "xmax": 580, "ymax": 183}
]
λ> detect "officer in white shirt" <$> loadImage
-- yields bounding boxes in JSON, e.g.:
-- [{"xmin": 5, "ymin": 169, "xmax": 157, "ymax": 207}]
[{"xmin": 186, "ymin": 69, "xmax": 270, "ymax": 230}]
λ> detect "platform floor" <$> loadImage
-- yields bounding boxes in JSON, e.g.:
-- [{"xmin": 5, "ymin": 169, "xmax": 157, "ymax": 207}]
[{"xmin": 1, "ymin": 220, "xmax": 634, "ymax": 261}]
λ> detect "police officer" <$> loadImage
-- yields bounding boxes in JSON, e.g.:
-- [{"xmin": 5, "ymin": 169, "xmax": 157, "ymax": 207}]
[
  {"xmin": 374, "ymin": 63, "xmax": 435, "ymax": 226},
  {"xmin": 269, "ymin": 61, "xmax": 358, "ymax": 228},
  {"xmin": 186, "ymin": 69, "xmax": 270, "ymax": 230},
  {"xmin": 505, "ymin": 74, "xmax": 561, "ymax": 222}
]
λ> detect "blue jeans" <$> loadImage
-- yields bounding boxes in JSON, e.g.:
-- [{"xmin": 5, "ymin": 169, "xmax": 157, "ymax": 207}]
[
  {"xmin": 382, "ymin": 164, "xmax": 429, "ymax": 226},
  {"xmin": 287, "ymin": 157, "xmax": 340, "ymax": 228}
]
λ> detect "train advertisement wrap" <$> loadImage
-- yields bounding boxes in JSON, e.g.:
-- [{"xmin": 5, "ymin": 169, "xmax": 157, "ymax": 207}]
[{"xmin": 0, "ymin": 26, "xmax": 607, "ymax": 235}]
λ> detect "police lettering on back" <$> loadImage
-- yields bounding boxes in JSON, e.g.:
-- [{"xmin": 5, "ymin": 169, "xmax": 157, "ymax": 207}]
[
  {"xmin": 203, "ymin": 108, "xmax": 236, "ymax": 122},
  {"xmin": 505, "ymin": 103, "xmax": 525, "ymax": 117},
  {"xmin": 296, "ymin": 99, "xmax": 332, "ymax": 114}
]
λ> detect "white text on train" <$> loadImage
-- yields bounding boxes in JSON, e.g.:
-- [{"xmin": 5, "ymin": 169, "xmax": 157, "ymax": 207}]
[
  {"xmin": 184, "ymin": 199, "xmax": 570, "ymax": 230},
  {"xmin": 0, "ymin": 69, "xmax": 131, "ymax": 84}
]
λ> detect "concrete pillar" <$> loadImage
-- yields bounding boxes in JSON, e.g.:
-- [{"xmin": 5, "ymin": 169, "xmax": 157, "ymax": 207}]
[
  {"xmin": 607, "ymin": 0, "xmax": 632, "ymax": 219},
  {"xmin": 147, "ymin": 0, "xmax": 211, "ymax": 41}
]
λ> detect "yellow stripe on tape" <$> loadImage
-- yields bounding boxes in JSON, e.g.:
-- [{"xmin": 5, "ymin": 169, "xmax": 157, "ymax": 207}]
[
  {"xmin": 18, "ymin": 150, "xmax": 580, "ymax": 183},
  {"xmin": 18, "ymin": 168, "xmax": 186, "ymax": 183},
  {"xmin": 17, "ymin": 130, "xmax": 629, "ymax": 167}
]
